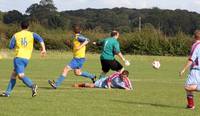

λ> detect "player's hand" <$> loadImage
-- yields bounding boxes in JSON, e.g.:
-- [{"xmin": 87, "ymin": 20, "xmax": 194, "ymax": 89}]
[
  {"xmin": 92, "ymin": 42, "xmax": 96, "ymax": 45},
  {"xmin": 40, "ymin": 49, "xmax": 46, "ymax": 57},
  {"xmin": 124, "ymin": 60, "xmax": 130, "ymax": 66},
  {"xmin": 65, "ymin": 39, "xmax": 71, "ymax": 47},
  {"xmin": 179, "ymin": 69, "xmax": 185, "ymax": 78}
]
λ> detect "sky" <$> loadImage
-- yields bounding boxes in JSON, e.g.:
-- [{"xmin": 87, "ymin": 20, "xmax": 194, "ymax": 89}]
[{"xmin": 0, "ymin": 0, "xmax": 200, "ymax": 14}]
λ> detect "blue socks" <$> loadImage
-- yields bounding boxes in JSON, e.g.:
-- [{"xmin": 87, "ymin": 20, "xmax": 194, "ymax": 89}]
[
  {"xmin": 55, "ymin": 75, "xmax": 65, "ymax": 87},
  {"xmin": 21, "ymin": 77, "xmax": 33, "ymax": 88},
  {"xmin": 6, "ymin": 79, "xmax": 16, "ymax": 95},
  {"xmin": 81, "ymin": 71, "xmax": 95, "ymax": 79}
]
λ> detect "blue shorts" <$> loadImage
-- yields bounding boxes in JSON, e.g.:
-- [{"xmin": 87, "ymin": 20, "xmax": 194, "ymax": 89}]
[
  {"xmin": 94, "ymin": 77, "xmax": 107, "ymax": 88},
  {"xmin": 185, "ymin": 69, "xmax": 200, "ymax": 90},
  {"xmin": 14, "ymin": 57, "xmax": 29, "ymax": 74},
  {"xmin": 68, "ymin": 58, "xmax": 85, "ymax": 69}
]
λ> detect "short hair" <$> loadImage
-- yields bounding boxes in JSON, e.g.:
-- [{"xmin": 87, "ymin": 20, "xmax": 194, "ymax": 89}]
[
  {"xmin": 73, "ymin": 25, "xmax": 81, "ymax": 33},
  {"xmin": 111, "ymin": 30, "xmax": 119, "ymax": 37},
  {"xmin": 194, "ymin": 30, "xmax": 200, "ymax": 39},
  {"xmin": 121, "ymin": 70, "xmax": 129, "ymax": 76},
  {"xmin": 21, "ymin": 21, "xmax": 29, "ymax": 29}
]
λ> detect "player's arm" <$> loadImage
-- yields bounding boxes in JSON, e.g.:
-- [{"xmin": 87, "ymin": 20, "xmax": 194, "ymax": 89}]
[
  {"xmin": 114, "ymin": 42, "xmax": 130, "ymax": 66},
  {"xmin": 106, "ymin": 76, "xmax": 113, "ymax": 89},
  {"xmin": 106, "ymin": 72, "xmax": 119, "ymax": 89},
  {"xmin": 179, "ymin": 47, "xmax": 198, "ymax": 77},
  {"xmin": 65, "ymin": 37, "xmax": 73, "ymax": 49},
  {"xmin": 93, "ymin": 39, "xmax": 104, "ymax": 46},
  {"xmin": 126, "ymin": 78, "xmax": 133, "ymax": 90},
  {"xmin": 76, "ymin": 36, "xmax": 89, "ymax": 50},
  {"xmin": 9, "ymin": 36, "xmax": 16, "ymax": 49},
  {"xmin": 33, "ymin": 33, "xmax": 46, "ymax": 56},
  {"xmin": 179, "ymin": 60, "xmax": 193, "ymax": 77}
]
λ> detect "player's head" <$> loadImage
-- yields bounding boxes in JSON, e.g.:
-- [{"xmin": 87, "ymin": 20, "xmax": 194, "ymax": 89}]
[
  {"xmin": 73, "ymin": 25, "xmax": 81, "ymax": 34},
  {"xmin": 21, "ymin": 21, "xmax": 29, "ymax": 29},
  {"xmin": 111, "ymin": 30, "xmax": 119, "ymax": 39},
  {"xmin": 121, "ymin": 70, "xmax": 129, "ymax": 78},
  {"xmin": 194, "ymin": 30, "xmax": 200, "ymax": 40}
]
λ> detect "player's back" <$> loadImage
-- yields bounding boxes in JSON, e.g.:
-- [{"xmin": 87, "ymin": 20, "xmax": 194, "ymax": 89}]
[
  {"xmin": 14, "ymin": 30, "xmax": 34, "ymax": 59},
  {"xmin": 100, "ymin": 37, "xmax": 119, "ymax": 60}
]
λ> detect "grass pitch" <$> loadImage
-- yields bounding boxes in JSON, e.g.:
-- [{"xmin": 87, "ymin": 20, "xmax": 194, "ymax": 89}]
[{"xmin": 0, "ymin": 51, "xmax": 199, "ymax": 116}]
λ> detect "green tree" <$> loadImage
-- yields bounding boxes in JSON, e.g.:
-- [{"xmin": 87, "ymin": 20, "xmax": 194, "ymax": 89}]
[{"xmin": 3, "ymin": 10, "xmax": 23, "ymax": 24}]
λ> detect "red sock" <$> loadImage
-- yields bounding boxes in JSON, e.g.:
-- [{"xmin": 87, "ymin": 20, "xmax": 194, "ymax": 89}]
[{"xmin": 187, "ymin": 95, "xmax": 194, "ymax": 108}]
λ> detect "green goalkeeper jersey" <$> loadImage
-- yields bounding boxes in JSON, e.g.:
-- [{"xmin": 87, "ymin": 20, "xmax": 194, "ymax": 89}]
[{"xmin": 98, "ymin": 37, "xmax": 121, "ymax": 60}]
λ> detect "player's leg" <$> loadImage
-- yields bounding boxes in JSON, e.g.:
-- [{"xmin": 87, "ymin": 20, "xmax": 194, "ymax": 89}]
[
  {"xmin": 49, "ymin": 66, "xmax": 71, "ymax": 89},
  {"xmin": 16, "ymin": 58, "xmax": 37, "ymax": 97},
  {"xmin": 74, "ymin": 58, "xmax": 96, "ymax": 83},
  {"xmin": 185, "ymin": 87, "xmax": 196, "ymax": 110},
  {"xmin": 110, "ymin": 59, "xmax": 123, "ymax": 72},
  {"xmin": 74, "ymin": 69, "xmax": 96, "ymax": 83},
  {"xmin": 99, "ymin": 60, "xmax": 110, "ymax": 79},
  {"xmin": 73, "ymin": 83, "xmax": 95, "ymax": 88},
  {"xmin": 1, "ymin": 71, "xmax": 17, "ymax": 97},
  {"xmin": 184, "ymin": 70, "xmax": 199, "ymax": 109}
]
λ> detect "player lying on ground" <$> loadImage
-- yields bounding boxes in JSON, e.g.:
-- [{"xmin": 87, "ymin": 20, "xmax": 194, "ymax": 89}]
[
  {"xmin": 1, "ymin": 21, "xmax": 46, "ymax": 97},
  {"xmin": 48, "ymin": 25, "xmax": 96, "ymax": 89},
  {"xmin": 179, "ymin": 30, "xmax": 200, "ymax": 110},
  {"xmin": 73, "ymin": 70, "xmax": 133, "ymax": 90},
  {"xmin": 93, "ymin": 30, "xmax": 130, "ymax": 79}
]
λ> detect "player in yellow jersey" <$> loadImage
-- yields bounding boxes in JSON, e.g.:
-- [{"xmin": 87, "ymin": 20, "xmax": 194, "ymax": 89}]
[
  {"xmin": 48, "ymin": 25, "xmax": 96, "ymax": 89},
  {"xmin": 1, "ymin": 21, "xmax": 46, "ymax": 97}
]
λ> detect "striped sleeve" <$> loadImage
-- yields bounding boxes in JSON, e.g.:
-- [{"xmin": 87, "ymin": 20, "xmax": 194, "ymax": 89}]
[
  {"xmin": 107, "ymin": 72, "xmax": 121, "ymax": 83},
  {"xmin": 189, "ymin": 42, "xmax": 200, "ymax": 62},
  {"xmin": 124, "ymin": 77, "xmax": 133, "ymax": 89}
]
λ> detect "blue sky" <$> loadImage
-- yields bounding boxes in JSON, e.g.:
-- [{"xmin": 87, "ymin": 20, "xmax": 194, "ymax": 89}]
[{"xmin": 0, "ymin": 0, "xmax": 200, "ymax": 13}]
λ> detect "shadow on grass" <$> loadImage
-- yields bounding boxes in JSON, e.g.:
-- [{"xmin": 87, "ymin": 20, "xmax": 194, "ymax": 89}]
[{"xmin": 111, "ymin": 100, "xmax": 183, "ymax": 109}]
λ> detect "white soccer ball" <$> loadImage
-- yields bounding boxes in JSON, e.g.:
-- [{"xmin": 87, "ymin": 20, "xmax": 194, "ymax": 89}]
[{"xmin": 152, "ymin": 60, "xmax": 160, "ymax": 69}]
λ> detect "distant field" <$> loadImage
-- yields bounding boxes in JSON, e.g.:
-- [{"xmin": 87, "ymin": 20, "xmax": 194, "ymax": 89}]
[{"xmin": 0, "ymin": 51, "xmax": 199, "ymax": 116}]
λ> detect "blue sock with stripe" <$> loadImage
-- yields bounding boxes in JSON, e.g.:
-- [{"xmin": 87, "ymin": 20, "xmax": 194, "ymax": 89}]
[
  {"xmin": 55, "ymin": 75, "xmax": 65, "ymax": 87},
  {"xmin": 21, "ymin": 77, "xmax": 33, "ymax": 88},
  {"xmin": 81, "ymin": 71, "xmax": 95, "ymax": 79},
  {"xmin": 6, "ymin": 79, "xmax": 16, "ymax": 95}
]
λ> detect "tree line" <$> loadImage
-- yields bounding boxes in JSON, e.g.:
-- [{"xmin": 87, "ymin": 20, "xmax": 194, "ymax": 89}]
[
  {"xmin": 1, "ymin": 0, "xmax": 200, "ymax": 35},
  {"xmin": 0, "ymin": 0, "xmax": 199, "ymax": 56}
]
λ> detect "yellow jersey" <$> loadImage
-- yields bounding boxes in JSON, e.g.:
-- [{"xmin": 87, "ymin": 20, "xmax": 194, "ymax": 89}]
[
  {"xmin": 73, "ymin": 34, "xmax": 88, "ymax": 58},
  {"xmin": 10, "ymin": 30, "xmax": 44, "ymax": 59}
]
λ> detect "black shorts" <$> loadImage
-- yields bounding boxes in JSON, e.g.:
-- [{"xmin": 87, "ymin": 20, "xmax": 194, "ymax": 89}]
[{"xmin": 100, "ymin": 59, "xmax": 123, "ymax": 73}]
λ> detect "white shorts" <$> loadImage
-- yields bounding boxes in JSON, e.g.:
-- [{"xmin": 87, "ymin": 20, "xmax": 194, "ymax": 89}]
[{"xmin": 185, "ymin": 69, "xmax": 200, "ymax": 90}]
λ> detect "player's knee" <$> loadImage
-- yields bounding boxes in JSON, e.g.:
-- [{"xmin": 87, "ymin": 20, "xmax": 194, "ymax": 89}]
[
  {"xmin": 185, "ymin": 85, "xmax": 197, "ymax": 91},
  {"xmin": 63, "ymin": 67, "xmax": 70, "ymax": 74},
  {"xmin": 18, "ymin": 73, "xmax": 25, "ymax": 79},
  {"xmin": 74, "ymin": 71, "xmax": 82, "ymax": 76}
]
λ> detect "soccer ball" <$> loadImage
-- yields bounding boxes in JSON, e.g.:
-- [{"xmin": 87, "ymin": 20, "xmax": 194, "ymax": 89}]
[{"xmin": 152, "ymin": 60, "xmax": 160, "ymax": 69}]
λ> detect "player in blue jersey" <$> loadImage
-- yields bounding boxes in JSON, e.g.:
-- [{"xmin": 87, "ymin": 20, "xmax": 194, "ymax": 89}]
[
  {"xmin": 73, "ymin": 70, "xmax": 133, "ymax": 90},
  {"xmin": 0, "ymin": 21, "xmax": 46, "ymax": 97},
  {"xmin": 180, "ymin": 30, "xmax": 200, "ymax": 110},
  {"xmin": 48, "ymin": 25, "xmax": 96, "ymax": 89}
]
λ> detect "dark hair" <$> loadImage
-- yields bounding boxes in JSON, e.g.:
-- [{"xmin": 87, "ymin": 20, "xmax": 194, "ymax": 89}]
[
  {"xmin": 122, "ymin": 70, "xmax": 129, "ymax": 76},
  {"xmin": 21, "ymin": 21, "xmax": 29, "ymax": 29},
  {"xmin": 110, "ymin": 30, "xmax": 119, "ymax": 37},
  {"xmin": 194, "ymin": 30, "xmax": 200, "ymax": 39},
  {"xmin": 73, "ymin": 25, "xmax": 81, "ymax": 33}
]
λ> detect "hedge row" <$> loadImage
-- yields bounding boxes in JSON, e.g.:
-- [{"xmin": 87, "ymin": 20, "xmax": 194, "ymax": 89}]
[{"xmin": 0, "ymin": 25, "xmax": 193, "ymax": 56}]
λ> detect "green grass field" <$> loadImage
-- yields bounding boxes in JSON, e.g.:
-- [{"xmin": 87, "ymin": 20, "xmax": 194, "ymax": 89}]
[{"xmin": 0, "ymin": 51, "xmax": 199, "ymax": 116}]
